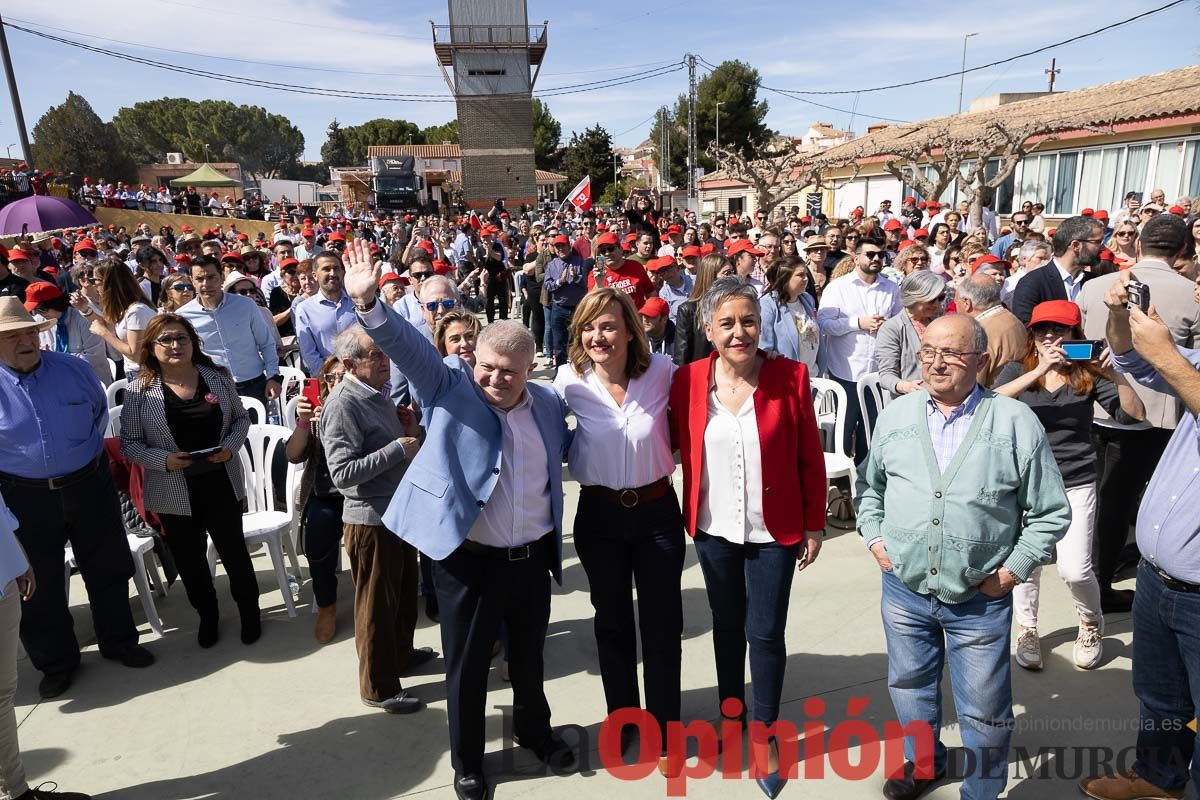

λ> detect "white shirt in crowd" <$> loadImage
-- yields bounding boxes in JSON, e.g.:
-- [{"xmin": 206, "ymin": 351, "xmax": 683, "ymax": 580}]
[
  {"xmin": 466, "ymin": 390, "xmax": 554, "ymax": 548},
  {"xmin": 697, "ymin": 388, "xmax": 774, "ymax": 545},
  {"xmin": 553, "ymin": 354, "xmax": 676, "ymax": 490},
  {"xmin": 815, "ymin": 272, "xmax": 903, "ymax": 382}
]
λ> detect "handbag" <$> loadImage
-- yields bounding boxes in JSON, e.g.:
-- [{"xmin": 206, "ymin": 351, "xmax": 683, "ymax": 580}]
[{"xmin": 826, "ymin": 485, "xmax": 857, "ymax": 530}]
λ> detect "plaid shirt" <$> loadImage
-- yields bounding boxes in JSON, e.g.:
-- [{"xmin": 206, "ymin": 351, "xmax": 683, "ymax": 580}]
[{"xmin": 926, "ymin": 385, "xmax": 984, "ymax": 473}]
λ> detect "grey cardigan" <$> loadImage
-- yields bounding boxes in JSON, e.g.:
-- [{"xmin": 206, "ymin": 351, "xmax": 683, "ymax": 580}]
[
  {"xmin": 120, "ymin": 364, "xmax": 250, "ymax": 516},
  {"xmin": 876, "ymin": 311, "xmax": 923, "ymax": 395},
  {"xmin": 320, "ymin": 374, "xmax": 411, "ymax": 526}
]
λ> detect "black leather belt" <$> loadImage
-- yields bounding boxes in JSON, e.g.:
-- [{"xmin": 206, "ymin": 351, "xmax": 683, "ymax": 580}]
[
  {"xmin": 460, "ymin": 533, "xmax": 551, "ymax": 562},
  {"xmin": 580, "ymin": 476, "xmax": 672, "ymax": 509},
  {"xmin": 0, "ymin": 453, "xmax": 103, "ymax": 492},
  {"xmin": 1147, "ymin": 560, "xmax": 1200, "ymax": 594}
]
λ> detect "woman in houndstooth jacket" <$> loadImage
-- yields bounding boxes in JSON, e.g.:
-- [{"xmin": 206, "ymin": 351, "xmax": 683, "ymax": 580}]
[{"xmin": 120, "ymin": 313, "xmax": 261, "ymax": 648}]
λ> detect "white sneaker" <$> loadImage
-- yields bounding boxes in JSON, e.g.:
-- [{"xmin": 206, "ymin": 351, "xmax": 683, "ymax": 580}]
[
  {"xmin": 1073, "ymin": 619, "xmax": 1104, "ymax": 670},
  {"xmin": 1015, "ymin": 626, "xmax": 1042, "ymax": 670}
]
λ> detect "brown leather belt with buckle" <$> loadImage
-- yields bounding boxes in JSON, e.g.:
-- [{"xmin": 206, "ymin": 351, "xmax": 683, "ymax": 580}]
[
  {"xmin": 580, "ymin": 476, "xmax": 672, "ymax": 509},
  {"xmin": 0, "ymin": 453, "xmax": 103, "ymax": 492}
]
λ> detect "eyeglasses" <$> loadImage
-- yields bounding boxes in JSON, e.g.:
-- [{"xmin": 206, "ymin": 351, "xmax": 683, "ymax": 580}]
[
  {"xmin": 323, "ymin": 373, "xmax": 343, "ymax": 384},
  {"xmin": 410, "ymin": 272, "xmax": 433, "ymax": 281},
  {"xmin": 76, "ymin": 276, "xmax": 97, "ymax": 285},
  {"xmin": 917, "ymin": 346, "xmax": 980, "ymax": 366},
  {"xmin": 908, "ymin": 255, "xmax": 931, "ymax": 264},
  {"xmin": 232, "ymin": 287, "xmax": 258, "ymax": 296},
  {"xmin": 1012, "ymin": 219, "xmax": 1030, "ymax": 226},
  {"xmin": 1114, "ymin": 231, "xmax": 1137, "ymax": 238},
  {"xmin": 424, "ymin": 299, "xmax": 457, "ymax": 312},
  {"xmin": 153, "ymin": 336, "xmax": 191, "ymax": 347},
  {"xmin": 862, "ymin": 251, "xmax": 885, "ymax": 261},
  {"xmin": 598, "ymin": 246, "xmax": 619, "ymax": 256},
  {"xmin": 170, "ymin": 284, "xmax": 195, "ymax": 292},
  {"xmin": 1031, "ymin": 323, "xmax": 1073, "ymax": 335}
]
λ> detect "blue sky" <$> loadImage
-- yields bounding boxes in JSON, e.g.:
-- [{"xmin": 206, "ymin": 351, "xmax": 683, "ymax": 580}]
[{"xmin": 1, "ymin": 0, "xmax": 1197, "ymax": 162}]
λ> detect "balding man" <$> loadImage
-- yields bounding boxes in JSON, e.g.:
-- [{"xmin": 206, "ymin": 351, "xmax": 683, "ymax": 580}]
[
  {"xmin": 857, "ymin": 314, "xmax": 1069, "ymax": 800},
  {"xmin": 956, "ymin": 274, "xmax": 1028, "ymax": 386},
  {"xmin": 343, "ymin": 240, "xmax": 576, "ymax": 800}
]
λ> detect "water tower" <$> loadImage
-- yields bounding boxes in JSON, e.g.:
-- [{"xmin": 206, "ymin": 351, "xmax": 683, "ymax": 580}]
[{"xmin": 432, "ymin": 1, "xmax": 547, "ymax": 212}]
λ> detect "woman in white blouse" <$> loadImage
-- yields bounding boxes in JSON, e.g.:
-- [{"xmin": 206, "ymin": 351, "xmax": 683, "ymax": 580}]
[
  {"xmin": 70, "ymin": 258, "xmax": 157, "ymax": 381},
  {"xmin": 552, "ymin": 286, "xmax": 683, "ymax": 776},
  {"xmin": 757, "ymin": 256, "xmax": 820, "ymax": 371},
  {"xmin": 668, "ymin": 278, "xmax": 828, "ymax": 799}
]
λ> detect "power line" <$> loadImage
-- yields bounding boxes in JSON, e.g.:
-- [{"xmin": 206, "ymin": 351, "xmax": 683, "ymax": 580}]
[
  {"xmin": 613, "ymin": 111, "xmax": 659, "ymax": 139},
  {"xmin": 765, "ymin": 0, "xmax": 1187, "ymax": 96},
  {"xmin": 153, "ymin": 0, "xmax": 429, "ymax": 40}
]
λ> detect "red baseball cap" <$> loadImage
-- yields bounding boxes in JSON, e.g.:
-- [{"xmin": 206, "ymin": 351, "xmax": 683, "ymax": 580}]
[
  {"xmin": 638, "ymin": 297, "xmax": 670, "ymax": 318},
  {"xmin": 595, "ymin": 232, "xmax": 620, "ymax": 247},
  {"xmin": 970, "ymin": 253, "xmax": 1010, "ymax": 275},
  {"xmin": 432, "ymin": 259, "xmax": 454, "ymax": 275},
  {"xmin": 1028, "ymin": 300, "xmax": 1081, "ymax": 329},
  {"xmin": 417, "ymin": 241, "xmax": 435, "ymax": 254},
  {"xmin": 666, "ymin": 224, "xmax": 682, "ymax": 234},
  {"xmin": 726, "ymin": 240, "xmax": 763, "ymax": 257},
  {"xmin": 378, "ymin": 272, "xmax": 408, "ymax": 289},
  {"xmin": 1094, "ymin": 209, "xmax": 1110, "ymax": 221},
  {"xmin": 1168, "ymin": 205, "xmax": 1186, "ymax": 216},
  {"xmin": 23, "ymin": 281, "xmax": 64, "ymax": 312},
  {"xmin": 700, "ymin": 243, "xmax": 716, "ymax": 256},
  {"xmin": 7, "ymin": 248, "xmax": 32, "ymax": 262},
  {"xmin": 883, "ymin": 219, "xmax": 904, "ymax": 232},
  {"xmin": 646, "ymin": 256, "xmax": 676, "ymax": 271},
  {"xmin": 896, "ymin": 239, "xmax": 917, "ymax": 251},
  {"xmin": 1080, "ymin": 208, "xmax": 1095, "ymax": 216},
  {"xmin": 72, "ymin": 238, "xmax": 97, "ymax": 254},
  {"xmin": 220, "ymin": 252, "xmax": 243, "ymax": 263},
  {"xmin": 278, "ymin": 257, "xmax": 300, "ymax": 270},
  {"xmin": 913, "ymin": 228, "xmax": 930, "ymax": 238},
  {"xmin": 552, "ymin": 234, "xmax": 570, "ymax": 246},
  {"xmin": 903, "ymin": 196, "xmax": 917, "ymax": 204},
  {"xmin": 680, "ymin": 245, "xmax": 702, "ymax": 259},
  {"xmin": 327, "ymin": 232, "xmax": 346, "ymax": 242}
]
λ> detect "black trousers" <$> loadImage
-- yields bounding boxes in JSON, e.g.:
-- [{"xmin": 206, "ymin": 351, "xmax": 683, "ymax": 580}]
[
  {"xmin": 158, "ymin": 474, "xmax": 260, "ymax": 620},
  {"xmin": 1, "ymin": 457, "xmax": 138, "ymax": 675},
  {"xmin": 303, "ymin": 493, "xmax": 344, "ymax": 609},
  {"xmin": 1092, "ymin": 425, "xmax": 1172, "ymax": 590},
  {"xmin": 235, "ymin": 374, "xmax": 268, "ymax": 415},
  {"xmin": 573, "ymin": 490, "xmax": 684, "ymax": 740},
  {"xmin": 484, "ymin": 278, "xmax": 510, "ymax": 323},
  {"xmin": 434, "ymin": 536, "xmax": 554, "ymax": 776},
  {"xmin": 528, "ymin": 302, "xmax": 546, "ymax": 354}
]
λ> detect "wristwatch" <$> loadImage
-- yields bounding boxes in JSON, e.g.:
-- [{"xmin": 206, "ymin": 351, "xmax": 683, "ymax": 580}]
[{"xmin": 354, "ymin": 296, "xmax": 378, "ymax": 314}]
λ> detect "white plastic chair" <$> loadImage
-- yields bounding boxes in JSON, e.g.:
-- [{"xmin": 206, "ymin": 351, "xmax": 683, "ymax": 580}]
[
  {"xmin": 855, "ymin": 372, "xmax": 889, "ymax": 448},
  {"xmin": 108, "ymin": 405, "xmax": 123, "ymax": 438},
  {"xmin": 277, "ymin": 366, "xmax": 305, "ymax": 399},
  {"xmin": 239, "ymin": 395, "xmax": 268, "ymax": 425},
  {"xmin": 282, "ymin": 395, "xmax": 301, "ymax": 430},
  {"xmin": 107, "ymin": 358, "xmax": 118, "ymax": 383},
  {"xmin": 65, "ymin": 537, "xmax": 165, "ymax": 636},
  {"xmin": 211, "ymin": 424, "xmax": 302, "ymax": 616},
  {"xmin": 105, "ymin": 378, "xmax": 127, "ymax": 410},
  {"xmin": 283, "ymin": 349, "xmax": 303, "ymax": 371},
  {"xmin": 811, "ymin": 377, "xmax": 856, "ymax": 498}
]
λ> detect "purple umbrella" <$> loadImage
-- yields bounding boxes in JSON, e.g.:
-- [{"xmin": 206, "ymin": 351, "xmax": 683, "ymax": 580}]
[{"xmin": 0, "ymin": 195, "xmax": 97, "ymax": 235}]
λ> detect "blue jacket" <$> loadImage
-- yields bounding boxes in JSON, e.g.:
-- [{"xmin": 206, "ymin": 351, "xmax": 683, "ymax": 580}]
[
  {"xmin": 365, "ymin": 304, "xmax": 571, "ymax": 582},
  {"xmin": 759, "ymin": 291, "xmax": 826, "ymax": 373}
]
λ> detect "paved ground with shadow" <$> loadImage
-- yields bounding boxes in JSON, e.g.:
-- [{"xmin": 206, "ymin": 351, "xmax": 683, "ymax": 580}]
[{"xmin": 16, "ymin": 411, "xmax": 1143, "ymax": 799}]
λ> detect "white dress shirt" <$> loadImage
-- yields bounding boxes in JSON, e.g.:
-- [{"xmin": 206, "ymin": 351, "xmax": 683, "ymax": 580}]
[
  {"xmin": 553, "ymin": 354, "xmax": 676, "ymax": 490},
  {"xmin": 466, "ymin": 390, "xmax": 554, "ymax": 548},
  {"xmin": 1056, "ymin": 262, "xmax": 1087, "ymax": 302},
  {"xmin": 697, "ymin": 388, "xmax": 774, "ymax": 544},
  {"xmin": 815, "ymin": 272, "xmax": 903, "ymax": 381}
]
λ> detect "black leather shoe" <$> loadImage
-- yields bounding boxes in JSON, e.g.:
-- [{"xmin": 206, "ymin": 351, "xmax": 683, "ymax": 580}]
[
  {"xmin": 516, "ymin": 732, "xmax": 576, "ymax": 770},
  {"xmin": 102, "ymin": 645, "xmax": 154, "ymax": 669},
  {"xmin": 1100, "ymin": 588, "xmax": 1135, "ymax": 613},
  {"xmin": 361, "ymin": 691, "xmax": 423, "ymax": 714},
  {"xmin": 400, "ymin": 646, "xmax": 437, "ymax": 675},
  {"xmin": 240, "ymin": 611, "xmax": 261, "ymax": 645},
  {"xmin": 453, "ymin": 773, "xmax": 486, "ymax": 800},
  {"xmin": 883, "ymin": 760, "xmax": 946, "ymax": 800},
  {"xmin": 17, "ymin": 780, "xmax": 92, "ymax": 799},
  {"xmin": 37, "ymin": 669, "xmax": 76, "ymax": 700},
  {"xmin": 197, "ymin": 615, "xmax": 219, "ymax": 648}
]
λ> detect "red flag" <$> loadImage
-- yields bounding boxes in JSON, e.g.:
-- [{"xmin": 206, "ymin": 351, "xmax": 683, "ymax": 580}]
[
  {"xmin": 565, "ymin": 175, "xmax": 592, "ymax": 212},
  {"xmin": 468, "ymin": 212, "xmax": 482, "ymax": 231}
]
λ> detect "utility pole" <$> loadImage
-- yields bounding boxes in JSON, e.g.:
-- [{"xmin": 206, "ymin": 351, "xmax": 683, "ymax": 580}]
[
  {"xmin": 686, "ymin": 53, "xmax": 697, "ymax": 204},
  {"xmin": 956, "ymin": 32, "xmax": 978, "ymax": 114},
  {"xmin": 1045, "ymin": 58, "xmax": 1061, "ymax": 93},
  {"xmin": 715, "ymin": 101, "xmax": 724, "ymax": 153},
  {"xmin": 0, "ymin": 12, "xmax": 33, "ymax": 167}
]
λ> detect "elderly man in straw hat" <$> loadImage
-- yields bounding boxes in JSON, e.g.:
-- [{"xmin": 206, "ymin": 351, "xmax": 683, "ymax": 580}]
[{"xmin": 0, "ymin": 298, "xmax": 153, "ymax": 701}]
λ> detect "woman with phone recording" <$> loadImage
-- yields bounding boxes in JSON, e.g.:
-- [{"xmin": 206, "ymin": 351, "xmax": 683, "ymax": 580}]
[
  {"xmin": 285, "ymin": 357, "xmax": 346, "ymax": 644},
  {"xmin": 993, "ymin": 300, "xmax": 1144, "ymax": 672},
  {"xmin": 120, "ymin": 314, "xmax": 261, "ymax": 649}
]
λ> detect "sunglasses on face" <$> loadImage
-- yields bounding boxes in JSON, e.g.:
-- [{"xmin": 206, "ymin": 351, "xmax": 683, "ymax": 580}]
[
  {"xmin": 233, "ymin": 287, "xmax": 258, "ymax": 296},
  {"xmin": 1115, "ymin": 231, "xmax": 1137, "ymax": 238},
  {"xmin": 862, "ymin": 251, "xmax": 884, "ymax": 260},
  {"xmin": 170, "ymin": 284, "xmax": 195, "ymax": 292},
  {"xmin": 424, "ymin": 299, "xmax": 457, "ymax": 312},
  {"xmin": 323, "ymin": 373, "xmax": 343, "ymax": 384},
  {"xmin": 598, "ymin": 246, "xmax": 618, "ymax": 256}
]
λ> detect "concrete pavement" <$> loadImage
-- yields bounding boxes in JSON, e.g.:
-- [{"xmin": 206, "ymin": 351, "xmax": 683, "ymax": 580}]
[{"xmin": 15, "ymin": 369, "xmax": 1141, "ymax": 799}]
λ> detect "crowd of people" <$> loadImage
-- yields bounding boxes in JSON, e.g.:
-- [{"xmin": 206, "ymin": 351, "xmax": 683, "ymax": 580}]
[{"xmin": 0, "ymin": 183, "xmax": 1197, "ymax": 800}]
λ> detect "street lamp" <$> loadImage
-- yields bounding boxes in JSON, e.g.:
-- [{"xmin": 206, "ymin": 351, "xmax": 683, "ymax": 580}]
[
  {"xmin": 715, "ymin": 101, "xmax": 724, "ymax": 151},
  {"xmin": 957, "ymin": 32, "xmax": 978, "ymax": 114},
  {"xmin": 202, "ymin": 142, "xmax": 211, "ymax": 163},
  {"xmin": 4, "ymin": 144, "xmax": 13, "ymax": 160}
]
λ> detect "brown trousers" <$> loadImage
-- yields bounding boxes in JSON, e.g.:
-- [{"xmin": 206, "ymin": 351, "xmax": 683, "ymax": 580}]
[{"xmin": 343, "ymin": 523, "xmax": 419, "ymax": 701}]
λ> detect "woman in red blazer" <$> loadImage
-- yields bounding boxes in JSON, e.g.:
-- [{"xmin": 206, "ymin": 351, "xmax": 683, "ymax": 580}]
[{"xmin": 668, "ymin": 277, "xmax": 827, "ymax": 799}]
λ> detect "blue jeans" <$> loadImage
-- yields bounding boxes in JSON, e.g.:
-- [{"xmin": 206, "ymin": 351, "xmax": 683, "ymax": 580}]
[
  {"xmin": 1132, "ymin": 559, "xmax": 1200, "ymax": 792},
  {"xmin": 693, "ymin": 531, "xmax": 799, "ymax": 725},
  {"xmin": 549, "ymin": 304, "xmax": 575, "ymax": 366},
  {"xmin": 881, "ymin": 569, "xmax": 1013, "ymax": 800}
]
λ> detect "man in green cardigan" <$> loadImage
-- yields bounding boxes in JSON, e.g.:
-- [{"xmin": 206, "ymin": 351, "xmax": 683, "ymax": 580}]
[{"xmin": 856, "ymin": 314, "xmax": 1070, "ymax": 800}]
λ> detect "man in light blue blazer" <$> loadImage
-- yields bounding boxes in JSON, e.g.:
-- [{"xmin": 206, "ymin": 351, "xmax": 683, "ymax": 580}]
[{"xmin": 343, "ymin": 240, "xmax": 575, "ymax": 800}]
